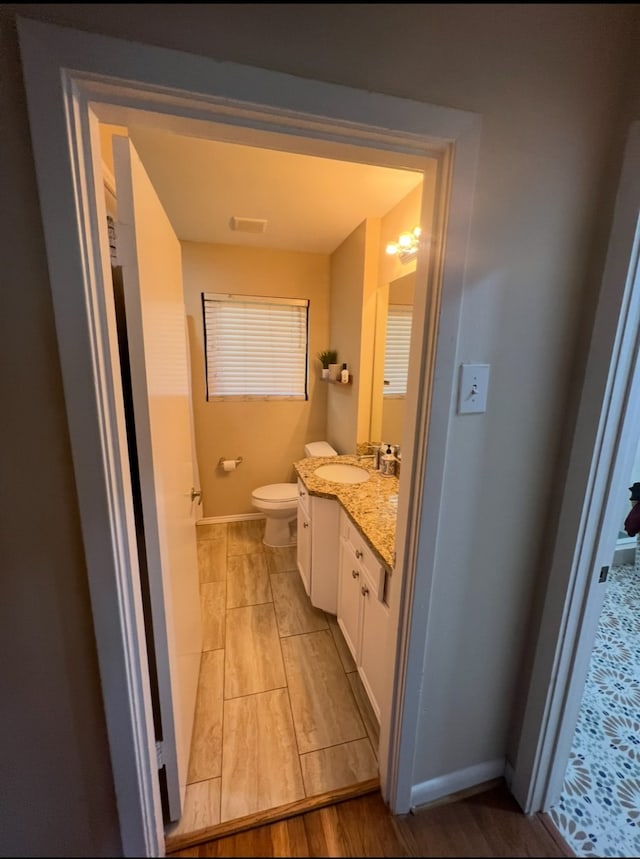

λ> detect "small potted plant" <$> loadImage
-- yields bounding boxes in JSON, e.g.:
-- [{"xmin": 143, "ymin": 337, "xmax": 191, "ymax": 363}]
[{"xmin": 318, "ymin": 349, "xmax": 338, "ymax": 380}]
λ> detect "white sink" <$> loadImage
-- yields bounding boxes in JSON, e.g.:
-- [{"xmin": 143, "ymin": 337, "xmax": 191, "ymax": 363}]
[{"xmin": 314, "ymin": 463, "xmax": 370, "ymax": 484}]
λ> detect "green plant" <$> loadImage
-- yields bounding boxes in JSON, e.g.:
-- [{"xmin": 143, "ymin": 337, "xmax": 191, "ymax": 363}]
[{"xmin": 318, "ymin": 349, "xmax": 338, "ymax": 369}]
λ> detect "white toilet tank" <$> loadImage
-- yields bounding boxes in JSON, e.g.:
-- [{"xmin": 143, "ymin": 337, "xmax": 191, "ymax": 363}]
[{"xmin": 304, "ymin": 441, "xmax": 337, "ymax": 457}]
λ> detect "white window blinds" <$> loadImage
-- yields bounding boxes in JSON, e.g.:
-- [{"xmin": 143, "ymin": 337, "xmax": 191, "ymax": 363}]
[
  {"xmin": 383, "ymin": 305, "xmax": 413, "ymax": 396},
  {"xmin": 202, "ymin": 293, "xmax": 309, "ymax": 400}
]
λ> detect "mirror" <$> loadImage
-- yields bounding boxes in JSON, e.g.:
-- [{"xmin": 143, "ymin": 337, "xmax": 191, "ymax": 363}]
[{"xmin": 370, "ymin": 271, "xmax": 415, "ymax": 446}]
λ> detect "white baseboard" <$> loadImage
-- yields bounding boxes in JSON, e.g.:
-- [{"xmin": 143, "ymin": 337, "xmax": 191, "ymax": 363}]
[
  {"xmin": 197, "ymin": 513, "xmax": 265, "ymax": 525},
  {"xmin": 410, "ymin": 757, "xmax": 506, "ymax": 811},
  {"xmin": 614, "ymin": 542, "xmax": 636, "ymax": 565}
]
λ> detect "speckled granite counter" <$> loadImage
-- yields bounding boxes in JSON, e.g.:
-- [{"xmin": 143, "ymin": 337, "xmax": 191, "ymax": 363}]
[{"xmin": 293, "ymin": 454, "xmax": 398, "ymax": 570}]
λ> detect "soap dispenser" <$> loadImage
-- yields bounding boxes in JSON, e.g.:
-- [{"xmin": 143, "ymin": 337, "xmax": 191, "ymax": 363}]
[
  {"xmin": 340, "ymin": 363, "xmax": 349, "ymax": 383},
  {"xmin": 380, "ymin": 444, "xmax": 396, "ymax": 477}
]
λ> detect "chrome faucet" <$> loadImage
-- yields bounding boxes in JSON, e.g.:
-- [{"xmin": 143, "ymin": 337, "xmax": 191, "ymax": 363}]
[{"xmin": 358, "ymin": 450, "xmax": 380, "ymax": 469}]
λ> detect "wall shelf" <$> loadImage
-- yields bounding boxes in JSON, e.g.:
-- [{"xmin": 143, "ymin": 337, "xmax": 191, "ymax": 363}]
[{"xmin": 320, "ymin": 376, "xmax": 353, "ymax": 385}]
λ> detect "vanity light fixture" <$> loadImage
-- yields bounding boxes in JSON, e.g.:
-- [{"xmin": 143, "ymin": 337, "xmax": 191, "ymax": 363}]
[{"xmin": 385, "ymin": 226, "xmax": 422, "ymax": 263}]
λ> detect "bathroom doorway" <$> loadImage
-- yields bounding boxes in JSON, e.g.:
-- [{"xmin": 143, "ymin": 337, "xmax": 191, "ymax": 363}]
[
  {"xmin": 102, "ymin": 116, "xmax": 428, "ymax": 844},
  {"xmin": 18, "ymin": 18, "xmax": 481, "ymax": 855}
]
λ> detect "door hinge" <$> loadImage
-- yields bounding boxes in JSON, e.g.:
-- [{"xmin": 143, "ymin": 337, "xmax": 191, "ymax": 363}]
[
  {"xmin": 107, "ymin": 215, "xmax": 119, "ymax": 267},
  {"xmin": 155, "ymin": 739, "xmax": 164, "ymax": 769},
  {"xmin": 599, "ymin": 565, "xmax": 609, "ymax": 584},
  {"xmin": 392, "ymin": 551, "xmax": 397, "ymax": 569}
]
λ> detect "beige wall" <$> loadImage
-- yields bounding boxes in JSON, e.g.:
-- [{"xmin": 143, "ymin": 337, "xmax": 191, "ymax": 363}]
[
  {"xmin": 388, "ymin": 275, "xmax": 416, "ymax": 307},
  {"xmin": 181, "ymin": 242, "xmax": 330, "ymax": 517},
  {"xmin": 377, "ymin": 184, "xmax": 425, "ymax": 288},
  {"xmin": 3, "ymin": 3, "xmax": 639, "ymax": 852},
  {"xmin": 327, "ymin": 218, "xmax": 380, "ymax": 453}
]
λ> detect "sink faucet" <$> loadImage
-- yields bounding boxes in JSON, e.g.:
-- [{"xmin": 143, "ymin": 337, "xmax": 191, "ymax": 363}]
[{"xmin": 358, "ymin": 451, "xmax": 380, "ymax": 468}]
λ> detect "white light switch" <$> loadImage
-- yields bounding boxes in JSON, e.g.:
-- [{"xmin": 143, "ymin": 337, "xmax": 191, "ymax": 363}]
[{"xmin": 458, "ymin": 363, "xmax": 490, "ymax": 414}]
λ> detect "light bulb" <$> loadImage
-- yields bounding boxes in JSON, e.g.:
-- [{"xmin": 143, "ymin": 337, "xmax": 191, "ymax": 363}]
[{"xmin": 386, "ymin": 227, "xmax": 423, "ymax": 260}]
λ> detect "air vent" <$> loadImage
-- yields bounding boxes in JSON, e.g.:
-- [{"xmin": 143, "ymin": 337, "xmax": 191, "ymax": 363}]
[{"xmin": 229, "ymin": 216, "xmax": 268, "ymax": 234}]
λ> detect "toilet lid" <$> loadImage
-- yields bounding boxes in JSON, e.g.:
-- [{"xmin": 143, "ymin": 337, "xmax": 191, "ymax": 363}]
[
  {"xmin": 304, "ymin": 441, "xmax": 337, "ymax": 457},
  {"xmin": 252, "ymin": 483, "xmax": 298, "ymax": 502}
]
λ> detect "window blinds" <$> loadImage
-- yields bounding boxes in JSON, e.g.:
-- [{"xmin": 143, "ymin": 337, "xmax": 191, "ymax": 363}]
[
  {"xmin": 202, "ymin": 293, "xmax": 309, "ymax": 400},
  {"xmin": 383, "ymin": 305, "xmax": 413, "ymax": 396}
]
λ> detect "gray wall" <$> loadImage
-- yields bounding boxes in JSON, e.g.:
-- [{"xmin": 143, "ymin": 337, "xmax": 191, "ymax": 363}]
[
  {"xmin": 0, "ymin": 12, "xmax": 121, "ymax": 857},
  {"xmin": 2, "ymin": 3, "xmax": 639, "ymax": 852}
]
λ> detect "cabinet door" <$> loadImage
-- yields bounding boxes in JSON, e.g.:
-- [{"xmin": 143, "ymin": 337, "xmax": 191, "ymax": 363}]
[
  {"xmin": 337, "ymin": 541, "xmax": 362, "ymax": 661},
  {"xmin": 297, "ymin": 504, "xmax": 312, "ymax": 596},
  {"xmin": 309, "ymin": 496, "xmax": 340, "ymax": 614},
  {"xmin": 358, "ymin": 569, "xmax": 390, "ymax": 722}
]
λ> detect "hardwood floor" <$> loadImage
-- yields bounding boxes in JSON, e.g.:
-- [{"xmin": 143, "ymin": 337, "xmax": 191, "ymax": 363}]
[
  {"xmin": 167, "ymin": 781, "xmax": 574, "ymax": 857},
  {"xmin": 165, "ymin": 520, "xmax": 379, "ymax": 848}
]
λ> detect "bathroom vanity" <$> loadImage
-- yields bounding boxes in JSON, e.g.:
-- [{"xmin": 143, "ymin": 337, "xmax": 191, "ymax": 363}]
[{"xmin": 294, "ymin": 454, "xmax": 397, "ymax": 719}]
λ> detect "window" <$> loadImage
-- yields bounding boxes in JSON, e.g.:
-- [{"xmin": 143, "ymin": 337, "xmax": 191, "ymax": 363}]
[
  {"xmin": 383, "ymin": 305, "xmax": 413, "ymax": 396},
  {"xmin": 202, "ymin": 293, "xmax": 309, "ymax": 400}
]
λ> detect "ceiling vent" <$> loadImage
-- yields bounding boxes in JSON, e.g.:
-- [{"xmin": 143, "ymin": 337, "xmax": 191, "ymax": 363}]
[{"xmin": 229, "ymin": 216, "xmax": 268, "ymax": 234}]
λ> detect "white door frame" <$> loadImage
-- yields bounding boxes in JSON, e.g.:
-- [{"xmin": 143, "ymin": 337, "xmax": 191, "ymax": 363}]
[
  {"xmin": 511, "ymin": 122, "xmax": 640, "ymax": 813},
  {"xmin": 17, "ymin": 17, "xmax": 481, "ymax": 856}
]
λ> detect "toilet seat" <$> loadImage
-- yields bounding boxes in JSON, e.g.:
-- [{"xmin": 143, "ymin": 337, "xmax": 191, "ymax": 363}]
[{"xmin": 252, "ymin": 483, "xmax": 298, "ymax": 504}]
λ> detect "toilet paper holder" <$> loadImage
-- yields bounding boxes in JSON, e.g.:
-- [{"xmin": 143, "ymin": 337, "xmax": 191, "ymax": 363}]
[{"xmin": 218, "ymin": 456, "xmax": 243, "ymax": 469}]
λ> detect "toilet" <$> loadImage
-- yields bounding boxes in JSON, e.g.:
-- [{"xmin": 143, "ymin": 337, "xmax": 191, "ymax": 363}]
[{"xmin": 251, "ymin": 441, "xmax": 338, "ymax": 547}]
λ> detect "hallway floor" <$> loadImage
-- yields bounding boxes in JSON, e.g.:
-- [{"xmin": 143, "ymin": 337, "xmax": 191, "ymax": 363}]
[
  {"xmin": 165, "ymin": 518, "xmax": 379, "ymax": 843},
  {"xmin": 168, "ymin": 781, "xmax": 568, "ymax": 857},
  {"xmin": 550, "ymin": 563, "xmax": 640, "ymax": 856}
]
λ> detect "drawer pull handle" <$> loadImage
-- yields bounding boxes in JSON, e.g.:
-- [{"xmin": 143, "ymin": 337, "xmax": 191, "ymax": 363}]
[
  {"xmin": 303, "ymin": 522, "xmax": 309, "ymax": 528},
  {"xmin": 355, "ymin": 549, "xmax": 363, "ymax": 559},
  {"xmin": 361, "ymin": 584, "xmax": 369, "ymax": 597},
  {"xmin": 352, "ymin": 569, "xmax": 359, "ymax": 579}
]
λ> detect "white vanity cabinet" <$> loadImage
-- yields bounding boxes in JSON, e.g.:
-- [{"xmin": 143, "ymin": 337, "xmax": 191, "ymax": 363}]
[
  {"xmin": 296, "ymin": 480, "xmax": 312, "ymax": 596},
  {"xmin": 296, "ymin": 480, "xmax": 340, "ymax": 614},
  {"xmin": 337, "ymin": 509, "xmax": 390, "ymax": 721}
]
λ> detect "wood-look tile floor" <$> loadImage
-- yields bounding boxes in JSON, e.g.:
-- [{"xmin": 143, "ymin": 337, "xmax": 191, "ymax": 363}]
[{"xmin": 166, "ymin": 519, "xmax": 379, "ymax": 840}]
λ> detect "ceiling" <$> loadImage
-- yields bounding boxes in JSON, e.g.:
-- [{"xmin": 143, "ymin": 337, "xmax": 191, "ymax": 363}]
[{"xmin": 104, "ymin": 124, "xmax": 423, "ymax": 254}]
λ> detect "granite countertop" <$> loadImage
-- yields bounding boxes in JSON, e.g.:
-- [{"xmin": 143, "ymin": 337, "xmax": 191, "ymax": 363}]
[{"xmin": 293, "ymin": 454, "xmax": 399, "ymax": 570}]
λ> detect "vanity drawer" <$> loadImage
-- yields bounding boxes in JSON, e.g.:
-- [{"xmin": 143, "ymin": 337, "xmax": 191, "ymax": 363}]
[
  {"xmin": 297, "ymin": 479, "xmax": 310, "ymax": 516},
  {"xmin": 339, "ymin": 508, "xmax": 360, "ymax": 549},
  {"xmin": 339, "ymin": 509, "xmax": 385, "ymax": 601}
]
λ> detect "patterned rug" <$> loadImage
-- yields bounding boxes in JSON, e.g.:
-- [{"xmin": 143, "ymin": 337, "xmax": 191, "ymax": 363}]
[{"xmin": 549, "ymin": 564, "xmax": 640, "ymax": 856}]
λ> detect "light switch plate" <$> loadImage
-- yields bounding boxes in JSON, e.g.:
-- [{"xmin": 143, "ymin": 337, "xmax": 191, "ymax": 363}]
[{"xmin": 458, "ymin": 363, "xmax": 490, "ymax": 414}]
